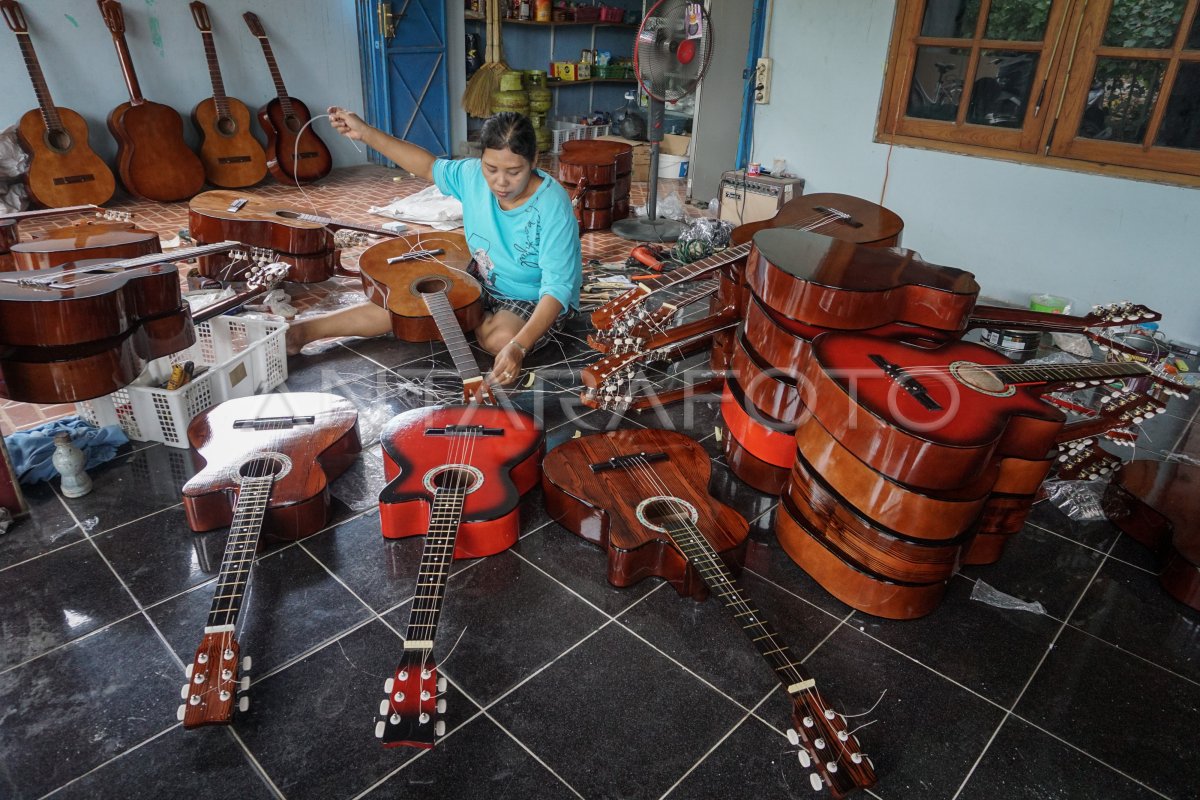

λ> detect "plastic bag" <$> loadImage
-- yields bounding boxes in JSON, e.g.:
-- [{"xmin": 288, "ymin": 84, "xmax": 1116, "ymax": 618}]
[
  {"xmin": 0, "ymin": 126, "xmax": 29, "ymax": 180},
  {"xmin": 634, "ymin": 191, "xmax": 686, "ymax": 221},
  {"xmin": 673, "ymin": 217, "xmax": 734, "ymax": 262},
  {"xmin": 1043, "ymin": 479, "xmax": 1109, "ymax": 521},
  {"xmin": 970, "ymin": 580, "xmax": 1046, "ymax": 614}
]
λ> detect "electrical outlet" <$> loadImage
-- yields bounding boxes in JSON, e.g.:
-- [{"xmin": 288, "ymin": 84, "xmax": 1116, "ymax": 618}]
[{"xmin": 755, "ymin": 57, "xmax": 772, "ymax": 104}]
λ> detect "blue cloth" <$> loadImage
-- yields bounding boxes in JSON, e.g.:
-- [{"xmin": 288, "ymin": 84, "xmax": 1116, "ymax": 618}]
[
  {"xmin": 433, "ymin": 157, "xmax": 582, "ymax": 312},
  {"xmin": 4, "ymin": 417, "xmax": 129, "ymax": 484}
]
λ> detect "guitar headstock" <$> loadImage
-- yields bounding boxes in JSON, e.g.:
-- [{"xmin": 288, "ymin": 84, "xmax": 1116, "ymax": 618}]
[
  {"xmin": 787, "ymin": 691, "xmax": 876, "ymax": 798},
  {"xmin": 1087, "ymin": 330, "xmax": 1191, "ymax": 398},
  {"xmin": 177, "ymin": 632, "xmax": 250, "ymax": 728},
  {"xmin": 333, "ymin": 229, "xmax": 374, "ymax": 249},
  {"xmin": 1055, "ymin": 443, "xmax": 1123, "ymax": 480},
  {"xmin": 242, "ymin": 10, "xmax": 266, "ymax": 38},
  {"xmin": 580, "ymin": 351, "xmax": 644, "ymax": 410},
  {"xmin": 374, "ymin": 650, "xmax": 446, "ymax": 748},
  {"xmin": 97, "ymin": 0, "xmax": 125, "ymax": 36},
  {"xmin": 0, "ymin": 1, "xmax": 29, "ymax": 35},
  {"xmin": 189, "ymin": 0, "xmax": 211, "ymax": 33},
  {"xmin": 95, "ymin": 209, "xmax": 132, "ymax": 223},
  {"xmin": 1083, "ymin": 302, "xmax": 1160, "ymax": 328},
  {"xmin": 590, "ymin": 285, "xmax": 650, "ymax": 332}
]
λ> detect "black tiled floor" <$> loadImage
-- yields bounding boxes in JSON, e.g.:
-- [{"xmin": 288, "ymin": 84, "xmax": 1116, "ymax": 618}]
[{"xmin": 3, "ymin": 177, "xmax": 1200, "ymax": 800}]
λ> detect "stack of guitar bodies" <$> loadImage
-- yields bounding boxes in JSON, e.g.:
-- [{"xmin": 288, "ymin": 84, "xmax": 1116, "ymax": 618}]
[{"xmin": 557, "ymin": 139, "xmax": 632, "ymax": 232}]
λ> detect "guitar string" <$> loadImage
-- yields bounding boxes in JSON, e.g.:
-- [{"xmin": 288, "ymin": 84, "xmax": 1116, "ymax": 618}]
[
  {"xmin": 5, "ymin": 243, "xmax": 239, "ymax": 289},
  {"xmin": 621, "ymin": 451, "xmax": 868, "ymax": 774}
]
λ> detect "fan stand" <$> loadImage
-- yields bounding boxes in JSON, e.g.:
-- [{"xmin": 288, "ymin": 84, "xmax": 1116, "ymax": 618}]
[{"xmin": 612, "ymin": 97, "xmax": 685, "ymax": 243}]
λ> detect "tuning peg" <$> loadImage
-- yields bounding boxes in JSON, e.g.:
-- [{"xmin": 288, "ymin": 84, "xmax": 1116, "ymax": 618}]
[
  {"xmin": 180, "ymin": 684, "xmax": 190, "ymax": 700},
  {"xmin": 177, "ymin": 704, "xmax": 187, "ymax": 722},
  {"xmin": 437, "ymin": 677, "xmax": 447, "ymax": 693},
  {"xmin": 434, "ymin": 720, "xmax": 446, "ymax": 737},
  {"xmin": 238, "ymin": 696, "xmax": 249, "ymax": 712},
  {"xmin": 797, "ymin": 749, "xmax": 811, "ymax": 768},
  {"xmin": 239, "ymin": 676, "xmax": 250, "ymax": 692},
  {"xmin": 851, "ymin": 752, "xmax": 865, "ymax": 764},
  {"xmin": 374, "ymin": 720, "xmax": 386, "ymax": 738},
  {"xmin": 786, "ymin": 728, "xmax": 800, "ymax": 746},
  {"xmin": 825, "ymin": 762, "xmax": 838, "ymax": 773},
  {"xmin": 436, "ymin": 699, "xmax": 447, "ymax": 714},
  {"xmin": 185, "ymin": 664, "xmax": 194, "ymax": 679},
  {"xmin": 808, "ymin": 773, "xmax": 823, "ymax": 791},
  {"xmin": 379, "ymin": 699, "xmax": 390, "ymax": 716},
  {"xmin": 384, "ymin": 678, "xmax": 395, "ymax": 693},
  {"xmin": 242, "ymin": 656, "xmax": 252, "ymax": 672}
]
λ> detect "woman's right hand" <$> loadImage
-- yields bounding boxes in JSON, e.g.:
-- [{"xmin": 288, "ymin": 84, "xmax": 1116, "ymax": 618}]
[{"xmin": 328, "ymin": 107, "xmax": 369, "ymax": 141}]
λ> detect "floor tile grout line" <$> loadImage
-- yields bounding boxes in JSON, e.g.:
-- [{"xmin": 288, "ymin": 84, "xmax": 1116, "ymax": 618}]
[
  {"xmin": 36, "ymin": 725, "xmax": 178, "ymax": 800},
  {"xmin": 226, "ymin": 727, "xmax": 289, "ymax": 800},
  {"xmin": 658, "ymin": 685, "xmax": 781, "ymax": 800},
  {"xmin": 0, "ymin": 526, "xmax": 91, "ymax": 574},
  {"xmin": 479, "ymin": 709, "xmax": 590, "ymax": 800}
]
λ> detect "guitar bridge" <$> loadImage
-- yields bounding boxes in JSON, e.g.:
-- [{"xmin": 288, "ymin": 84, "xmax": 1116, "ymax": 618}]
[
  {"xmin": 233, "ymin": 415, "xmax": 316, "ymax": 429},
  {"xmin": 812, "ymin": 206, "xmax": 862, "ymax": 228},
  {"xmin": 590, "ymin": 451, "xmax": 669, "ymax": 473},
  {"xmin": 868, "ymin": 353, "xmax": 942, "ymax": 410},
  {"xmin": 426, "ymin": 424, "xmax": 503, "ymax": 437}
]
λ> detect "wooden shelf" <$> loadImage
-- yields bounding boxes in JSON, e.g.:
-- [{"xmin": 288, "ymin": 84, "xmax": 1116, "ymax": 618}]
[
  {"xmin": 547, "ymin": 78, "xmax": 636, "ymax": 87},
  {"xmin": 462, "ymin": 14, "xmax": 636, "ymax": 28}
]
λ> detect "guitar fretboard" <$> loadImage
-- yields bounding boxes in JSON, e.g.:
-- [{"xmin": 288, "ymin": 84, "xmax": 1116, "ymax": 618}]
[
  {"xmin": 421, "ymin": 289, "xmax": 483, "ymax": 386},
  {"xmin": 13, "ymin": 32, "xmax": 62, "ymax": 132},
  {"xmin": 402, "ymin": 486, "xmax": 468, "ymax": 646},
  {"xmin": 296, "ymin": 213, "xmax": 395, "ymax": 238},
  {"xmin": 199, "ymin": 30, "xmax": 230, "ymax": 119},
  {"xmin": 206, "ymin": 474, "xmax": 273, "ymax": 630},
  {"xmin": 988, "ymin": 360, "xmax": 1148, "ymax": 386},
  {"xmin": 255, "ymin": 36, "xmax": 295, "ymax": 118}
]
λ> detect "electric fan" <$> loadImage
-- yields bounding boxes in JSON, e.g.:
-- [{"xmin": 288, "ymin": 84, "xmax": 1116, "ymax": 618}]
[{"xmin": 612, "ymin": 0, "xmax": 713, "ymax": 243}]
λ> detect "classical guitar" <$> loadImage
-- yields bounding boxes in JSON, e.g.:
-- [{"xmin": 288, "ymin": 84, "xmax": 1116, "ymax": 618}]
[
  {"xmin": 10, "ymin": 212, "xmax": 159, "ymax": 271},
  {"xmin": 0, "ymin": 1, "xmax": 116, "ymax": 208},
  {"xmin": 374, "ymin": 285, "xmax": 543, "ymax": 748},
  {"xmin": 188, "ymin": 190, "xmax": 399, "ymax": 282},
  {"xmin": 542, "ymin": 428, "xmax": 876, "ymax": 797},
  {"xmin": 188, "ymin": 1, "xmax": 268, "ymax": 189},
  {"xmin": 178, "ymin": 392, "xmax": 361, "ymax": 727},
  {"xmin": 98, "ymin": 0, "xmax": 206, "ymax": 202},
  {"xmin": 358, "ymin": 232, "xmax": 483, "ymax": 342},
  {"xmin": 0, "ymin": 240, "xmax": 254, "ymax": 404},
  {"xmin": 591, "ymin": 193, "xmax": 904, "ymax": 333},
  {"xmin": 242, "ymin": 12, "xmax": 332, "ymax": 185},
  {"xmin": 1, "ymin": 204, "xmax": 100, "ymax": 272}
]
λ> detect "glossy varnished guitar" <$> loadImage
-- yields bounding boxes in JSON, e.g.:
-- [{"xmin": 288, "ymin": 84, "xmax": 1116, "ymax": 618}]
[
  {"xmin": 9, "ymin": 211, "xmax": 158, "ymax": 271},
  {"xmin": 1, "ymin": 205, "xmax": 99, "ymax": 271},
  {"xmin": 542, "ymin": 429, "xmax": 876, "ymax": 797},
  {"xmin": 98, "ymin": 0, "xmax": 205, "ymax": 202},
  {"xmin": 188, "ymin": 1, "xmax": 268, "ymax": 188},
  {"xmin": 178, "ymin": 392, "xmax": 361, "ymax": 727},
  {"xmin": 243, "ymin": 12, "xmax": 332, "ymax": 184},
  {"xmin": 375, "ymin": 285, "xmax": 543, "ymax": 748}
]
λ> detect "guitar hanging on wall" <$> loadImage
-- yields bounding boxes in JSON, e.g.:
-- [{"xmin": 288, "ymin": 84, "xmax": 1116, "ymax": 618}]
[
  {"xmin": 374, "ymin": 284, "xmax": 543, "ymax": 748},
  {"xmin": 188, "ymin": 1, "xmax": 268, "ymax": 188},
  {"xmin": 98, "ymin": 0, "xmax": 206, "ymax": 202},
  {"xmin": 242, "ymin": 12, "xmax": 333, "ymax": 185},
  {"xmin": 0, "ymin": 0, "xmax": 116, "ymax": 208}
]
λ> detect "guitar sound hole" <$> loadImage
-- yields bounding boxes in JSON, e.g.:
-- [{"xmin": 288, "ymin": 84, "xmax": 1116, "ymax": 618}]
[
  {"xmin": 238, "ymin": 454, "xmax": 288, "ymax": 479},
  {"xmin": 431, "ymin": 467, "xmax": 478, "ymax": 492},
  {"xmin": 415, "ymin": 277, "xmax": 450, "ymax": 295},
  {"xmin": 216, "ymin": 117, "xmax": 238, "ymax": 136},
  {"xmin": 637, "ymin": 496, "xmax": 698, "ymax": 533},
  {"xmin": 44, "ymin": 129, "xmax": 72, "ymax": 153},
  {"xmin": 285, "ymin": 115, "xmax": 302, "ymax": 134}
]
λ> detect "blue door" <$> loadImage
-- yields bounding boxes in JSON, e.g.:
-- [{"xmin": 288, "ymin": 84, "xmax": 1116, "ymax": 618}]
[{"xmin": 358, "ymin": 0, "xmax": 451, "ymax": 161}]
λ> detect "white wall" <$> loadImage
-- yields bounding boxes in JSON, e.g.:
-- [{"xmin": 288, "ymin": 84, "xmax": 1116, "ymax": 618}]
[
  {"xmin": 0, "ymin": 0, "xmax": 365, "ymax": 168},
  {"xmin": 753, "ymin": 0, "xmax": 1200, "ymax": 345}
]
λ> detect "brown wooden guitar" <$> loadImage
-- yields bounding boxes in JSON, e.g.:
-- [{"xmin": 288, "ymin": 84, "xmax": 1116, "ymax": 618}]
[
  {"xmin": 1, "ymin": 205, "xmax": 100, "ymax": 271},
  {"xmin": 243, "ymin": 12, "xmax": 332, "ymax": 185},
  {"xmin": 178, "ymin": 391, "xmax": 360, "ymax": 727},
  {"xmin": 98, "ymin": 0, "xmax": 206, "ymax": 202},
  {"xmin": 188, "ymin": 2, "xmax": 268, "ymax": 189},
  {"xmin": 1, "ymin": 1, "xmax": 116, "ymax": 208},
  {"xmin": 542, "ymin": 428, "xmax": 877, "ymax": 797},
  {"xmin": 10, "ymin": 212, "xmax": 159, "ymax": 271}
]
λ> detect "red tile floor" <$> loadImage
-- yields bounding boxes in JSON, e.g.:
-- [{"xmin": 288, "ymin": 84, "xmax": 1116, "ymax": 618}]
[{"xmin": 0, "ymin": 163, "xmax": 704, "ymax": 434}]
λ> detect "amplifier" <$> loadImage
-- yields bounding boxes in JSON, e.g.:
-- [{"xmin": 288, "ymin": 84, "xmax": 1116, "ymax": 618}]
[{"xmin": 718, "ymin": 170, "xmax": 805, "ymax": 226}]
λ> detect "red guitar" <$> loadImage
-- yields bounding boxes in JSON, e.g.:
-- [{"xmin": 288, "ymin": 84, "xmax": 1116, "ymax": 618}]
[
  {"xmin": 374, "ymin": 285, "xmax": 543, "ymax": 748},
  {"xmin": 243, "ymin": 12, "xmax": 333, "ymax": 185},
  {"xmin": 1, "ymin": 1, "xmax": 116, "ymax": 208},
  {"xmin": 178, "ymin": 392, "xmax": 361, "ymax": 727},
  {"xmin": 542, "ymin": 429, "xmax": 876, "ymax": 797}
]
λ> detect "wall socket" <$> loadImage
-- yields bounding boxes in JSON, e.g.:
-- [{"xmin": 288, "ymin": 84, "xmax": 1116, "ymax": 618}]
[{"xmin": 755, "ymin": 57, "xmax": 772, "ymax": 104}]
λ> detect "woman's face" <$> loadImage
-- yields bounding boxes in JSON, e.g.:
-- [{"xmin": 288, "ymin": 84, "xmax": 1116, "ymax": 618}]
[{"xmin": 481, "ymin": 147, "xmax": 535, "ymax": 205}]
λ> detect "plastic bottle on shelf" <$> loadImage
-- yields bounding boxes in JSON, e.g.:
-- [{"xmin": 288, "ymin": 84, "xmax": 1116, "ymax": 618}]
[{"xmin": 535, "ymin": 0, "xmax": 551, "ymax": 22}]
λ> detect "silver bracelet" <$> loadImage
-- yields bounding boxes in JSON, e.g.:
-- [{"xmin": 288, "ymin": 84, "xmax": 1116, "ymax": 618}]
[{"xmin": 508, "ymin": 339, "xmax": 528, "ymax": 355}]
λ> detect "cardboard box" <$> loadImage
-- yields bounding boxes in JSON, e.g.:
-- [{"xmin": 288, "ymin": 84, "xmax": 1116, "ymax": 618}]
[
  {"xmin": 597, "ymin": 135, "xmax": 650, "ymax": 182},
  {"xmin": 660, "ymin": 133, "xmax": 691, "ymax": 156}
]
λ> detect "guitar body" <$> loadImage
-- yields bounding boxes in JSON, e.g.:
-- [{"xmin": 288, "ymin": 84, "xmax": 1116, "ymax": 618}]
[
  {"xmin": 1, "ymin": 219, "xmax": 17, "ymax": 272},
  {"xmin": 542, "ymin": 428, "xmax": 749, "ymax": 600},
  {"xmin": 719, "ymin": 377, "xmax": 795, "ymax": 494},
  {"xmin": 108, "ymin": 100, "xmax": 206, "ymax": 202},
  {"xmin": 359, "ymin": 233, "xmax": 484, "ymax": 342},
  {"xmin": 192, "ymin": 96, "xmax": 268, "ymax": 188},
  {"xmin": 189, "ymin": 189, "xmax": 332, "ymax": 253},
  {"xmin": 16, "ymin": 107, "xmax": 116, "ymax": 208},
  {"xmin": 259, "ymin": 97, "xmax": 332, "ymax": 184},
  {"xmin": 10, "ymin": 219, "xmax": 159, "ymax": 271},
  {"xmin": 378, "ymin": 405, "xmax": 543, "ymax": 558},
  {"xmin": 181, "ymin": 392, "xmax": 362, "ymax": 537},
  {"xmin": 731, "ymin": 191, "xmax": 905, "ymax": 248}
]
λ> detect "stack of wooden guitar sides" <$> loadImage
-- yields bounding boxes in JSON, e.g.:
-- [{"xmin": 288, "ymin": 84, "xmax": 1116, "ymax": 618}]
[{"xmin": 558, "ymin": 139, "xmax": 633, "ymax": 232}]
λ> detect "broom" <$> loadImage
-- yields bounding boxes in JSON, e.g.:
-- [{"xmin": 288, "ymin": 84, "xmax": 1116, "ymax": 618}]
[{"xmin": 462, "ymin": 0, "xmax": 508, "ymax": 118}]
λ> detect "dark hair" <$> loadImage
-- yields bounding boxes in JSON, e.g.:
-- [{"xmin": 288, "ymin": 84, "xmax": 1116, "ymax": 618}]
[{"xmin": 480, "ymin": 112, "xmax": 538, "ymax": 163}]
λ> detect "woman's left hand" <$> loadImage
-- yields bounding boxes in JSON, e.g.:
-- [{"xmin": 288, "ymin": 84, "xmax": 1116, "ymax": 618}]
[{"xmin": 488, "ymin": 342, "xmax": 525, "ymax": 386}]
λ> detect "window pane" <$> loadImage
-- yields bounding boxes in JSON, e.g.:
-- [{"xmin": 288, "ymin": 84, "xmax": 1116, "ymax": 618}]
[
  {"xmin": 1078, "ymin": 58, "xmax": 1167, "ymax": 142},
  {"xmin": 1156, "ymin": 62, "xmax": 1200, "ymax": 148},
  {"xmin": 1187, "ymin": 7, "xmax": 1200, "ymax": 48},
  {"xmin": 907, "ymin": 47, "xmax": 969, "ymax": 120},
  {"xmin": 967, "ymin": 50, "xmax": 1037, "ymax": 126},
  {"xmin": 984, "ymin": 0, "xmax": 1052, "ymax": 41},
  {"xmin": 920, "ymin": 0, "xmax": 980, "ymax": 38},
  {"xmin": 1102, "ymin": 0, "xmax": 1185, "ymax": 49}
]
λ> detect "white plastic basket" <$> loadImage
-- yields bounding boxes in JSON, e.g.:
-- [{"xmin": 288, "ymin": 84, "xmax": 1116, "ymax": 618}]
[
  {"xmin": 77, "ymin": 316, "xmax": 289, "ymax": 448},
  {"xmin": 550, "ymin": 118, "xmax": 612, "ymax": 154}
]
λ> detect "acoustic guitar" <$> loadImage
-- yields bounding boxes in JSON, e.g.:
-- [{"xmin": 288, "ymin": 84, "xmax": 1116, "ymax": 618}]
[
  {"xmin": 1, "ymin": 205, "xmax": 100, "ymax": 271},
  {"xmin": 1, "ymin": 1, "xmax": 116, "ymax": 208},
  {"xmin": 542, "ymin": 428, "xmax": 876, "ymax": 797},
  {"xmin": 178, "ymin": 392, "xmax": 361, "ymax": 727},
  {"xmin": 374, "ymin": 284, "xmax": 543, "ymax": 748},
  {"xmin": 188, "ymin": 2, "xmax": 268, "ymax": 189},
  {"xmin": 98, "ymin": 0, "xmax": 206, "ymax": 202},
  {"xmin": 243, "ymin": 12, "xmax": 332, "ymax": 185},
  {"xmin": 10, "ymin": 212, "xmax": 159, "ymax": 271}
]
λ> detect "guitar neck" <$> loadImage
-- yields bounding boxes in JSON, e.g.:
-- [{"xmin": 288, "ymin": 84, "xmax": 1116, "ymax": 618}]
[
  {"xmin": 989, "ymin": 360, "xmax": 1148, "ymax": 387},
  {"xmin": 199, "ymin": 30, "xmax": 230, "ymax": 116},
  {"xmin": 2, "ymin": 204, "xmax": 98, "ymax": 222},
  {"xmin": 13, "ymin": 31, "xmax": 62, "ymax": 131},
  {"xmin": 645, "ymin": 243, "xmax": 752, "ymax": 293},
  {"xmin": 256, "ymin": 37, "xmax": 294, "ymax": 115},
  {"xmin": 298, "ymin": 213, "xmax": 396, "ymax": 238},
  {"xmin": 107, "ymin": 26, "xmax": 145, "ymax": 104},
  {"xmin": 110, "ymin": 241, "xmax": 240, "ymax": 270},
  {"xmin": 421, "ymin": 289, "xmax": 486, "ymax": 397},
  {"xmin": 666, "ymin": 518, "xmax": 816, "ymax": 694},
  {"xmin": 401, "ymin": 487, "xmax": 467, "ymax": 648},
  {"xmin": 205, "ymin": 474, "xmax": 273, "ymax": 631}
]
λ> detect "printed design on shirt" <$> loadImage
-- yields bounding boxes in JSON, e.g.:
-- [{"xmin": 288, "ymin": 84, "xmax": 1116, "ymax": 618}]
[
  {"xmin": 466, "ymin": 233, "xmax": 496, "ymax": 286},
  {"xmin": 513, "ymin": 206, "xmax": 543, "ymax": 274}
]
